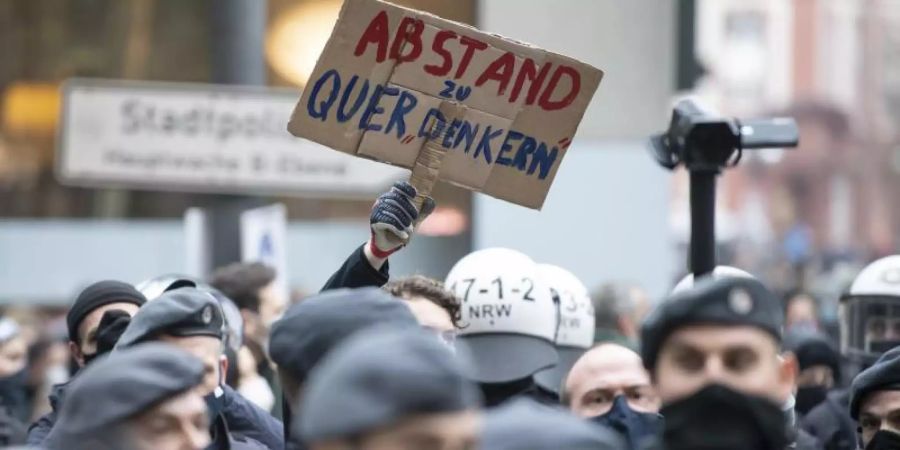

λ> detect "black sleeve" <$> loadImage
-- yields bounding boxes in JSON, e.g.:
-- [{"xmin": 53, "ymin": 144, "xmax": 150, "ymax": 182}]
[{"xmin": 320, "ymin": 244, "xmax": 390, "ymax": 292}]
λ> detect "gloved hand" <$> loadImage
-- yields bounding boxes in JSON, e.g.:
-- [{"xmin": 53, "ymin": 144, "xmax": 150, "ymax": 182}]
[
  {"xmin": 95, "ymin": 309, "xmax": 133, "ymax": 355},
  {"xmin": 368, "ymin": 181, "xmax": 435, "ymax": 259}
]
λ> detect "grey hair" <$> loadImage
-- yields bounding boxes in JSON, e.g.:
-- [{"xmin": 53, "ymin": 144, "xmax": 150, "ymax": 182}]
[{"xmin": 591, "ymin": 282, "xmax": 639, "ymax": 331}]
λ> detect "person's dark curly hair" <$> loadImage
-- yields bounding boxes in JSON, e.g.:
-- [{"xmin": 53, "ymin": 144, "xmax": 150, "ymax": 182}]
[
  {"xmin": 209, "ymin": 262, "xmax": 276, "ymax": 313},
  {"xmin": 384, "ymin": 275, "xmax": 463, "ymax": 329}
]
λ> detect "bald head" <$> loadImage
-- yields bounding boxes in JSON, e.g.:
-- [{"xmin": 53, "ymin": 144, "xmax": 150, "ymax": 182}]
[{"xmin": 564, "ymin": 343, "xmax": 660, "ymax": 418}]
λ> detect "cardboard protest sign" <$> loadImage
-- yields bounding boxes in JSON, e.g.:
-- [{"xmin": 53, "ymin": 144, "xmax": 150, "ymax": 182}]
[{"xmin": 288, "ymin": 0, "xmax": 603, "ymax": 209}]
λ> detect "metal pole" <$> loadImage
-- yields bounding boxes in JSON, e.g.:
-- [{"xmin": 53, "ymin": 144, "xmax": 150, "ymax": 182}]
[
  {"xmin": 211, "ymin": 0, "xmax": 267, "ymax": 85},
  {"xmin": 689, "ymin": 170, "xmax": 717, "ymax": 277},
  {"xmin": 205, "ymin": 0, "xmax": 268, "ymax": 270}
]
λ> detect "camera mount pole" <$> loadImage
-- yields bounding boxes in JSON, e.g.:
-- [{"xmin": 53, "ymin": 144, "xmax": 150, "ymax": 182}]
[
  {"xmin": 689, "ymin": 168, "xmax": 718, "ymax": 278},
  {"xmin": 649, "ymin": 99, "xmax": 799, "ymax": 281}
]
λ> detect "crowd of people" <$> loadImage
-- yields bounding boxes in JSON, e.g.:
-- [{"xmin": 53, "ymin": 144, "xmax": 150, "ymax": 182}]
[{"xmin": 0, "ymin": 180, "xmax": 898, "ymax": 450}]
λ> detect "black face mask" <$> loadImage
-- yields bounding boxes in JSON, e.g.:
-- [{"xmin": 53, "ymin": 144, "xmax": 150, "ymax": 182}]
[
  {"xmin": 866, "ymin": 429, "xmax": 900, "ymax": 450},
  {"xmin": 80, "ymin": 309, "xmax": 133, "ymax": 367},
  {"xmin": 480, "ymin": 377, "xmax": 539, "ymax": 408},
  {"xmin": 94, "ymin": 310, "xmax": 132, "ymax": 355},
  {"xmin": 660, "ymin": 384, "xmax": 788, "ymax": 450},
  {"xmin": 590, "ymin": 395, "xmax": 662, "ymax": 450},
  {"xmin": 795, "ymin": 385, "xmax": 828, "ymax": 415}
]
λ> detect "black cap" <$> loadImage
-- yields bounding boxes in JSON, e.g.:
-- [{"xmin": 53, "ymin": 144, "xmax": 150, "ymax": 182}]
[
  {"xmin": 45, "ymin": 343, "xmax": 204, "ymax": 447},
  {"xmin": 66, "ymin": 281, "xmax": 147, "ymax": 343},
  {"xmin": 784, "ymin": 329, "xmax": 841, "ymax": 383},
  {"xmin": 115, "ymin": 288, "xmax": 224, "ymax": 349},
  {"xmin": 850, "ymin": 346, "xmax": 900, "ymax": 420},
  {"xmin": 296, "ymin": 327, "xmax": 481, "ymax": 442},
  {"xmin": 269, "ymin": 287, "xmax": 418, "ymax": 384},
  {"xmin": 481, "ymin": 398, "xmax": 623, "ymax": 450},
  {"xmin": 641, "ymin": 275, "xmax": 783, "ymax": 372}
]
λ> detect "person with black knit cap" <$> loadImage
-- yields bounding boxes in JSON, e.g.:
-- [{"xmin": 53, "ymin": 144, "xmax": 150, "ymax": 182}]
[
  {"xmin": 26, "ymin": 280, "xmax": 146, "ymax": 445},
  {"xmin": 784, "ymin": 329, "xmax": 841, "ymax": 416}
]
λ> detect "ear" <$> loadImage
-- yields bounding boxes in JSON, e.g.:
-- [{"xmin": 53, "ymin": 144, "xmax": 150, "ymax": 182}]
[
  {"xmin": 68, "ymin": 341, "xmax": 85, "ymax": 368},
  {"xmin": 219, "ymin": 354, "xmax": 229, "ymax": 385},
  {"xmin": 240, "ymin": 309, "xmax": 259, "ymax": 338},
  {"xmin": 617, "ymin": 316, "xmax": 636, "ymax": 340},
  {"xmin": 778, "ymin": 352, "xmax": 799, "ymax": 404}
]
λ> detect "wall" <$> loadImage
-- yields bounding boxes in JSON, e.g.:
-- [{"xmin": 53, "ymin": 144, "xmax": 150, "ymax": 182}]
[
  {"xmin": 475, "ymin": 0, "xmax": 678, "ymax": 298},
  {"xmin": 479, "ymin": 0, "xmax": 676, "ymax": 139},
  {"xmin": 0, "ymin": 219, "xmax": 467, "ymax": 304},
  {"xmin": 473, "ymin": 142, "xmax": 674, "ymax": 299}
]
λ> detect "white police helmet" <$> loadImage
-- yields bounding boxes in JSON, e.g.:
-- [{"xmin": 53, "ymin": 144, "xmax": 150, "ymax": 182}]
[
  {"xmin": 533, "ymin": 263, "xmax": 594, "ymax": 394},
  {"xmin": 840, "ymin": 256, "xmax": 900, "ymax": 361},
  {"xmin": 445, "ymin": 248, "xmax": 558, "ymax": 383}
]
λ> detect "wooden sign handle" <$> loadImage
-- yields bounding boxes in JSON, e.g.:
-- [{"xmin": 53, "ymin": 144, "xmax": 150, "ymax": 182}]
[{"xmin": 409, "ymin": 102, "xmax": 466, "ymax": 213}]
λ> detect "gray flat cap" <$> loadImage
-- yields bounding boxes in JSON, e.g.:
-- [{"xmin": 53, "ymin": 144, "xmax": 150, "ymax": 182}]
[
  {"xmin": 116, "ymin": 288, "xmax": 224, "ymax": 349},
  {"xmin": 45, "ymin": 343, "xmax": 203, "ymax": 447},
  {"xmin": 268, "ymin": 287, "xmax": 418, "ymax": 383},
  {"xmin": 850, "ymin": 346, "xmax": 900, "ymax": 420},
  {"xmin": 296, "ymin": 327, "xmax": 481, "ymax": 442}
]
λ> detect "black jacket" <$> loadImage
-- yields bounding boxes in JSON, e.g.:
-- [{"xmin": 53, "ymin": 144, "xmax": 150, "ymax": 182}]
[
  {"xmin": 0, "ymin": 404, "xmax": 25, "ymax": 447},
  {"xmin": 210, "ymin": 411, "xmax": 268, "ymax": 450},
  {"xmin": 795, "ymin": 428, "xmax": 824, "ymax": 450},
  {"xmin": 320, "ymin": 244, "xmax": 390, "ymax": 291},
  {"xmin": 800, "ymin": 390, "xmax": 856, "ymax": 450},
  {"xmin": 25, "ymin": 381, "xmax": 65, "ymax": 446}
]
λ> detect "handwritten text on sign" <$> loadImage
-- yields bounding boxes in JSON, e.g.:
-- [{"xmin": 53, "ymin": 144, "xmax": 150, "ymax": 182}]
[{"xmin": 288, "ymin": 0, "xmax": 603, "ymax": 209}]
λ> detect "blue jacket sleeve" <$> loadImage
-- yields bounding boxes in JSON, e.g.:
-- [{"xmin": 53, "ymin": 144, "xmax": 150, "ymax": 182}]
[
  {"xmin": 222, "ymin": 385, "xmax": 284, "ymax": 450},
  {"xmin": 25, "ymin": 411, "xmax": 55, "ymax": 446},
  {"xmin": 320, "ymin": 244, "xmax": 389, "ymax": 292}
]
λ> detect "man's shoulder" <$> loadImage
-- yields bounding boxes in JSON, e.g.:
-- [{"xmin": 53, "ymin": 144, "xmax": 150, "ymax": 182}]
[
  {"xmin": 230, "ymin": 435, "xmax": 270, "ymax": 450},
  {"xmin": 221, "ymin": 385, "xmax": 284, "ymax": 449}
]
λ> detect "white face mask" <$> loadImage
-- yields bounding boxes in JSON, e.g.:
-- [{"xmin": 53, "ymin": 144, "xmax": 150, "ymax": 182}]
[
  {"xmin": 238, "ymin": 376, "xmax": 275, "ymax": 412},
  {"xmin": 45, "ymin": 364, "xmax": 70, "ymax": 387}
]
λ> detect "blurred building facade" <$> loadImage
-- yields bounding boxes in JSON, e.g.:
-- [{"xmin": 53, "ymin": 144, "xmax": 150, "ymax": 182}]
[
  {"xmin": 679, "ymin": 0, "xmax": 900, "ymax": 297},
  {"xmin": 0, "ymin": 0, "xmax": 475, "ymax": 220},
  {"xmin": 0, "ymin": 0, "xmax": 479, "ymax": 303},
  {"xmin": 5, "ymin": 0, "xmax": 900, "ymax": 304},
  {"xmin": 0, "ymin": 0, "xmax": 677, "ymax": 304}
]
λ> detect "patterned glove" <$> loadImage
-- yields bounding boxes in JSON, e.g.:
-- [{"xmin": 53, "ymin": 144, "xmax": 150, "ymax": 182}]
[{"xmin": 368, "ymin": 181, "xmax": 435, "ymax": 258}]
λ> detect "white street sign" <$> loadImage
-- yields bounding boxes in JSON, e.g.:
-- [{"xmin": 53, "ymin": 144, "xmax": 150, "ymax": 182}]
[
  {"xmin": 241, "ymin": 203, "xmax": 290, "ymax": 305},
  {"xmin": 58, "ymin": 78, "xmax": 404, "ymax": 197}
]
